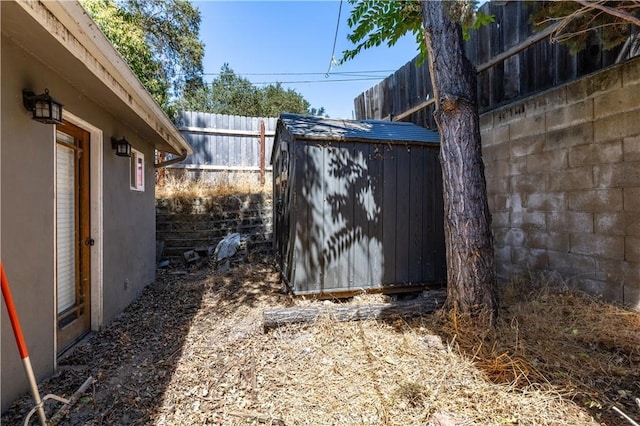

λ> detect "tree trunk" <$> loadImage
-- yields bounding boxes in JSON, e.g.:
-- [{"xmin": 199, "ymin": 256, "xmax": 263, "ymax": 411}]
[{"xmin": 421, "ymin": 1, "xmax": 498, "ymax": 315}]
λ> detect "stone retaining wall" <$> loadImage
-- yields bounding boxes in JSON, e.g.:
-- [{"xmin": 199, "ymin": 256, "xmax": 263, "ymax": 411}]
[{"xmin": 156, "ymin": 193, "xmax": 273, "ymax": 264}]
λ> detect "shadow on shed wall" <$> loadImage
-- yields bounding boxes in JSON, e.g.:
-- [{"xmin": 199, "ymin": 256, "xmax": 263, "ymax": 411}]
[{"xmin": 288, "ymin": 135, "xmax": 445, "ymax": 295}]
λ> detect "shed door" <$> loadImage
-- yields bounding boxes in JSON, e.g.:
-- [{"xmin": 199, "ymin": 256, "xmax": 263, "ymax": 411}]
[{"xmin": 56, "ymin": 122, "xmax": 91, "ymax": 352}]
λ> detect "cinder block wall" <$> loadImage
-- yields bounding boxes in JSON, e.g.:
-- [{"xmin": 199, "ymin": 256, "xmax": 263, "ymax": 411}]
[{"xmin": 480, "ymin": 57, "xmax": 640, "ymax": 309}]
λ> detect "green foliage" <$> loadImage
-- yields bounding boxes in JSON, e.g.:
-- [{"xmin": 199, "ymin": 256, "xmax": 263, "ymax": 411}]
[
  {"xmin": 342, "ymin": 0, "xmax": 424, "ymax": 63},
  {"xmin": 342, "ymin": 0, "xmax": 492, "ymax": 63},
  {"xmin": 176, "ymin": 64, "xmax": 319, "ymax": 117},
  {"xmin": 465, "ymin": 10, "xmax": 495, "ymax": 40},
  {"xmin": 260, "ymin": 82, "xmax": 311, "ymax": 117},
  {"xmin": 343, "ymin": 0, "xmax": 636, "ymax": 64},
  {"xmin": 308, "ymin": 106, "xmax": 327, "ymax": 117},
  {"xmin": 531, "ymin": 1, "xmax": 637, "ymax": 53},
  {"xmin": 82, "ymin": 0, "xmax": 166, "ymax": 104},
  {"xmin": 81, "ymin": 0, "xmax": 204, "ymax": 116},
  {"xmin": 121, "ymin": 0, "xmax": 204, "ymax": 94},
  {"xmin": 209, "ymin": 64, "xmax": 262, "ymax": 116}
]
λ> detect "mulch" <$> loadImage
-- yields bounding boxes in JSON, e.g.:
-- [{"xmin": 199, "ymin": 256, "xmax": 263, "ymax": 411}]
[{"xmin": 2, "ymin": 259, "xmax": 638, "ymax": 425}]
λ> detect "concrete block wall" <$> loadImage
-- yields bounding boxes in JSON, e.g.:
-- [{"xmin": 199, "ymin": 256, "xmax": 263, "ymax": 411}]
[{"xmin": 480, "ymin": 57, "xmax": 640, "ymax": 309}]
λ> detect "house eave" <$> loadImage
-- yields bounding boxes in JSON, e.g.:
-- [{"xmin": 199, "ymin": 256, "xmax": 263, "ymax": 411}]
[{"xmin": 9, "ymin": 0, "xmax": 192, "ymax": 156}]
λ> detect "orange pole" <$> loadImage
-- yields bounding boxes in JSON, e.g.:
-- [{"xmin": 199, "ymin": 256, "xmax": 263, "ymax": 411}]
[
  {"xmin": 1, "ymin": 261, "xmax": 48, "ymax": 425},
  {"xmin": 0, "ymin": 262, "xmax": 28, "ymax": 359}
]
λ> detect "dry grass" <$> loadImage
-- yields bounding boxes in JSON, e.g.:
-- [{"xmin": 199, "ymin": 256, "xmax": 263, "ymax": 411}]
[
  {"xmin": 2, "ymin": 263, "xmax": 638, "ymax": 425},
  {"xmin": 428, "ymin": 274, "xmax": 640, "ymax": 424},
  {"xmin": 156, "ymin": 174, "xmax": 271, "ymax": 200}
]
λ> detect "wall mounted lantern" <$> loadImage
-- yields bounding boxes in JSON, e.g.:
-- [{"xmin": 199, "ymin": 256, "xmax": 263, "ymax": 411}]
[
  {"xmin": 111, "ymin": 137, "xmax": 132, "ymax": 157},
  {"xmin": 22, "ymin": 89, "xmax": 63, "ymax": 124}
]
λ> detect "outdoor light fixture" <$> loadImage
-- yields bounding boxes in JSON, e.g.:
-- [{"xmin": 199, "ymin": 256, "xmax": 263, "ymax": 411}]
[
  {"xmin": 111, "ymin": 137, "xmax": 132, "ymax": 157},
  {"xmin": 22, "ymin": 88, "xmax": 63, "ymax": 124}
]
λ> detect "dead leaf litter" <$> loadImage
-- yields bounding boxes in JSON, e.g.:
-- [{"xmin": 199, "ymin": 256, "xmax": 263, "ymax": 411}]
[{"xmin": 2, "ymin": 260, "xmax": 638, "ymax": 425}]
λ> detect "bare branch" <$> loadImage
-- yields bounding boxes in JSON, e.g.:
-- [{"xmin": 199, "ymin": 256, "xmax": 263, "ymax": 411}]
[
  {"xmin": 574, "ymin": 0, "xmax": 640, "ymax": 27},
  {"xmin": 552, "ymin": 22, "xmax": 631, "ymax": 44}
]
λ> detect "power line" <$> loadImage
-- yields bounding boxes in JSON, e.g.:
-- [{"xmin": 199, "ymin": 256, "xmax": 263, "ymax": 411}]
[
  {"xmin": 254, "ymin": 77, "xmax": 382, "ymax": 84},
  {"xmin": 326, "ymin": 0, "xmax": 344, "ymax": 77},
  {"xmin": 205, "ymin": 77, "xmax": 384, "ymax": 85},
  {"xmin": 200, "ymin": 70, "xmax": 396, "ymax": 77}
]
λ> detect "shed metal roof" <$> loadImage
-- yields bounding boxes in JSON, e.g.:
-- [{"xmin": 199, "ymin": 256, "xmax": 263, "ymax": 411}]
[{"xmin": 279, "ymin": 113, "xmax": 440, "ymax": 144}]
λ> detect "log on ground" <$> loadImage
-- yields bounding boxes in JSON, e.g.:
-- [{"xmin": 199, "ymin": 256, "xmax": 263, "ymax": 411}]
[{"xmin": 263, "ymin": 290, "xmax": 447, "ymax": 331}]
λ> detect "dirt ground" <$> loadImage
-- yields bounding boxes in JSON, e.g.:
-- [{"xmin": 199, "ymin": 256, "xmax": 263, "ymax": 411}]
[{"xmin": 2, "ymin": 257, "xmax": 639, "ymax": 425}]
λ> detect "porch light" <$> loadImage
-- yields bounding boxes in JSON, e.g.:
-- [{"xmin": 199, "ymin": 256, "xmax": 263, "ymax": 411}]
[
  {"xmin": 111, "ymin": 137, "xmax": 132, "ymax": 157},
  {"xmin": 22, "ymin": 89, "xmax": 63, "ymax": 124}
]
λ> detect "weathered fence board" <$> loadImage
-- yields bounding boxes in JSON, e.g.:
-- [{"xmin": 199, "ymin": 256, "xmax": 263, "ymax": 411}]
[
  {"xmin": 354, "ymin": 1, "xmax": 640, "ymax": 122},
  {"xmin": 174, "ymin": 111, "xmax": 277, "ymax": 172}
]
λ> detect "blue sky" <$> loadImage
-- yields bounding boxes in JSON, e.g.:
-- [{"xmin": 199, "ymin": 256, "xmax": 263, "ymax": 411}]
[{"xmin": 193, "ymin": 1, "xmax": 421, "ymax": 119}]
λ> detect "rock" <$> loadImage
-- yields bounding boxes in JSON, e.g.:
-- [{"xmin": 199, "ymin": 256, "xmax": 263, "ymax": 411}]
[
  {"xmin": 421, "ymin": 334, "xmax": 445, "ymax": 351},
  {"xmin": 183, "ymin": 249, "xmax": 200, "ymax": 264}
]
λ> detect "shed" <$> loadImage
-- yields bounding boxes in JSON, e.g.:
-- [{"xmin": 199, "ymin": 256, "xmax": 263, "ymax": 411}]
[{"xmin": 271, "ymin": 113, "xmax": 446, "ymax": 296}]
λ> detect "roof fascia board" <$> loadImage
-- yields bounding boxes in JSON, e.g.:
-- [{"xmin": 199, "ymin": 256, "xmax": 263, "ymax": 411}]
[
  {"xmin": 294, "ymin": 136, "xmax": 440, "ymax": 146},
  {"xmin": 16, "ymin": 0, "xmax": 192, "ymax": 155}
]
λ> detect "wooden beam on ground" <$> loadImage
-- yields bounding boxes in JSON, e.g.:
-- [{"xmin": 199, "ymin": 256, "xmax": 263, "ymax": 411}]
[{"xmin": 263, "ymin": 290, "xmax": 446, "ymax": 331}]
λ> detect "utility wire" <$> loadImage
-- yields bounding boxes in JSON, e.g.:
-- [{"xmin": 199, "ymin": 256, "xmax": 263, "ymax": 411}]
[
  {"xmin": 253, "ymin": 77, "xmax": 382, "ymax": 84},
  {"xmin": 200, "ymin": 70, "xmax": 396, "ymax": 76},
  {"xmin": 326, "ymin": 0, "xmax": 344, "ymax": 77},
  {"xmin": 205, "ymin": 77, "xmax": 383, "ymax": 86}
]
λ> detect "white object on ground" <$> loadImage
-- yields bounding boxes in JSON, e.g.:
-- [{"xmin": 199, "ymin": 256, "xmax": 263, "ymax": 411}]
[{"xmin": 213, "ymin": 233, "xmax": 246, "ymax": 262}]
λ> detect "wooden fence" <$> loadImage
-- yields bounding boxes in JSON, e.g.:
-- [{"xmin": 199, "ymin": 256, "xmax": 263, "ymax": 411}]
[
  {"xmin": 169, "ymin": 112, "xmax": 278, "ymax": 185},
  {"xmin": 354, "ymin": 1, "xmax": 640, "ymax": 123}
]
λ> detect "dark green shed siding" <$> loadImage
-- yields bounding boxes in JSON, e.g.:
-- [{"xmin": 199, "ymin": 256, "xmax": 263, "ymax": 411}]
[{"xmin": 272, "ymin": 114, "xmax": 446, "ymax": 296}]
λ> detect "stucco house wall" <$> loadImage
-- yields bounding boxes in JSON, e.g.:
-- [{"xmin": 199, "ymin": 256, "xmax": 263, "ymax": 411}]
[
  {"xmin": 1, "ymin": 37, "xmax": 57, "ymax": 408},
  {"xmin": 1, "ymin": 1, "xmax": 191, "ymax": 411}
]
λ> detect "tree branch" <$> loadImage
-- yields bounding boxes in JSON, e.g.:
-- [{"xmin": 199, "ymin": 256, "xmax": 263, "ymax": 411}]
[
  {"xmin": 552, "ymin": 22, "xmax": 629, "ymax": 45},
  {"xmin": 574, "ymin": 0, "xmax": 640, "ymax": 27}
]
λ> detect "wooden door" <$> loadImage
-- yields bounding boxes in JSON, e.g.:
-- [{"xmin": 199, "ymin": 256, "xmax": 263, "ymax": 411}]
[{"xmin": 56, "ymin": 122, "xmax": 91, "ymax": 352}]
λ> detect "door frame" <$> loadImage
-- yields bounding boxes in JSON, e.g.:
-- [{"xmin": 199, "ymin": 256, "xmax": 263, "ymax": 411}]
[{"xmin": 53, "ymin": 111, "xmax": 103, "ymax": 359}]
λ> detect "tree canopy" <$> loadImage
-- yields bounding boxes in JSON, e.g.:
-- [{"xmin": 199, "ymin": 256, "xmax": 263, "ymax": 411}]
[
  {"xmin": 343, "ymin": 0, "xmax": 640, "ymax": 63},
  {"xmin": 176, "ymin": 64, "xmax": 322, "ymax": 117},
  {"xmin": 81, "ymin": 0, "xmax": 204, "ymax": 116},
  {"xmin": 83, "ymin": 1, "xmax": 321, "ymax": 119},
  {"xmin": 341, "ymin": 0, "xmax": 493, "ymax": 64}
]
